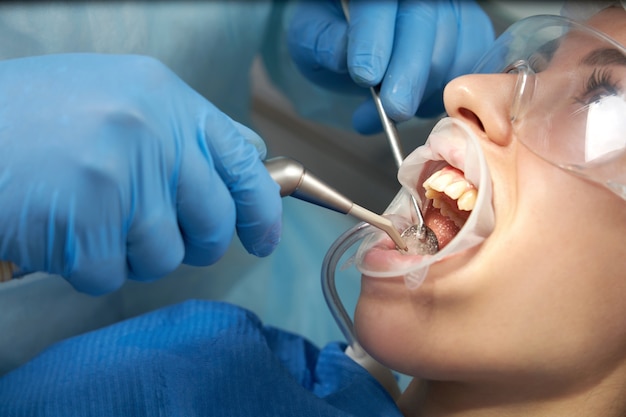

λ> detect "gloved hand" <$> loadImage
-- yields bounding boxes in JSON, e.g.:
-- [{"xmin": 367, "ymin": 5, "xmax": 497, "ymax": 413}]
[
  {"xmin": 0, "ymin": 53, "xmax": 282, "ymax": 295},
  {"xmin": 287, "ymin": 0, "xmax": 494, "ymax": 134}
]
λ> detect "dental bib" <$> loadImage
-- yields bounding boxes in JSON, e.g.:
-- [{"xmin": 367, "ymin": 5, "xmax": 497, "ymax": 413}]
[{"xmin": 354, "ymin": 118, "xmax": 496, "ymax": 289}]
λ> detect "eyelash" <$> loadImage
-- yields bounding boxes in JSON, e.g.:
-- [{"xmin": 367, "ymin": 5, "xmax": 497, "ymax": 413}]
[{"xmin": 576, "ymin": 68, "xmax": 620, "ymax": 105}]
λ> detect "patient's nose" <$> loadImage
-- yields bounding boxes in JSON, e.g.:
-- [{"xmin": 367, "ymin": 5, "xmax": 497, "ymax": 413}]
[{"xmin": 443, "ymin": 73, "xmax": 519, "ymax": 147}]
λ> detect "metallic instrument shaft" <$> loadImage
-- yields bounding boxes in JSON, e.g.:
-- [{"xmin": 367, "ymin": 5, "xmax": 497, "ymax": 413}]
[
  {"xmin": 339, "ymin": 0, "xmax": 432, "ymax": 244},
  {"xmin": 264, "ymin": 157, "xmax": 408, "ymax": 251}
]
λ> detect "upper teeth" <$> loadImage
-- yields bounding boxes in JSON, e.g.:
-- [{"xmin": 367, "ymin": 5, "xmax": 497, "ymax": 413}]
[{"xmin": 423, "ymin": 167, "xmax": 477, "ymax": 211}]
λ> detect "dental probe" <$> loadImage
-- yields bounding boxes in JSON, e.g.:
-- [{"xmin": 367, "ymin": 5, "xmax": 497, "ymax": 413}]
[
  {"xmin": 264, "ymin": 156, "xmax": 408, "ymax": 252},
  {"xmin": 340, "ymin": 0, "xmax": 439, "ymax": 255},
  {"xmin": 370, "ymin": 85, "xmax": 439, "ymax": 254}
]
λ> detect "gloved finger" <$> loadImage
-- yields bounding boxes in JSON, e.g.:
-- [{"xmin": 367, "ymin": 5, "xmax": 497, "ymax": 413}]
[
  {"xmin": 417, "ymin": 1, "xmax": 493, "ymax": 115},
  {"xmin": 379, "ymin": 1, "xmax": 438, "ymax": 122},
  {"xmin": 419, "ymin": 3, "xmax": 459, "ymax": 101},
  {"xmin": 125, "ymin": 155, "xmax": 186, "ymax": 281},
  {"xmin": 244, "ymin": 127, "xmax": 268, "ymax": 160},
  {"xmin": 64, "ymin": 196, "xmax": 128, "ymax": 295},
  {"xmin": 1, "ymin": 179, "xmax": 133, "ymax": 295},
  {"xmin": 288, "ymin": 0, "xmax": 348, "ymax": 73},
  {"xmin": 231, "ymin": 122, "xmax": 282, "ymax": 257},
  {"xmin": 444, "ymin": 1, "xmax": 495, "ymax": 81},
  {"xmin": 177, "ymin": 137, "xmax": 237, "ymax": 266},
  {"xmin": 126, "ymin": 208, "xmax": 185, "ymax": 282},
  {"xmin": 287, "ymin": 1, "xmax": 363, "ymax": 94},
  {"xmin": 66, "ymin": 233, "xmax": 129, "ymax": 296},
  {"xmin": 352, "ymin": 94, "xmax": 442, "ymax": 136},
  {"xmin": 204, "ymin": 113, "xmax": 282, "ymax": 257},
  {"xmin": 346, "ymin": 0, "xmax": 397, "ymax": 86}
]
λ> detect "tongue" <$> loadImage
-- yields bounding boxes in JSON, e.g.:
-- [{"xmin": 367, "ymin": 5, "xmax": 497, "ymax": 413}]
[{"xmin": 424, "ymin": 207, "xmax": 461, "ymax": 249}]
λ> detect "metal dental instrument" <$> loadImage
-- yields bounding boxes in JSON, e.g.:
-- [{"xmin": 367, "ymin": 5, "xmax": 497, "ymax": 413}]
[
  {"xmin": 371, "ymin": 85, "xmax": 439, "ymax": 255},
  {"xmin": 264, "ymin": 157, "xmax": 408, "ymax": 252},
  {"xmin": 340, "ymin": 0, "xmax": 439, "ymax": 255}
]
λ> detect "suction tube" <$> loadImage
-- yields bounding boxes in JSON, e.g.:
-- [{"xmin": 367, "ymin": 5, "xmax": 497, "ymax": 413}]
[
  {"xmin": 321, "ymin": 221, "xmax": 372, "ymax": 354},
  {"xmin": 321, "ymin": 221, "xmax": 401, "ymax": 399}
]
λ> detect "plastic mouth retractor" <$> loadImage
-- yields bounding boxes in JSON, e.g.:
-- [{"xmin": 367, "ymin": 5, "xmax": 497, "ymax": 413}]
[{"xmin": 353, "ymin": 118, "xmax": 496, "ymax": 288}]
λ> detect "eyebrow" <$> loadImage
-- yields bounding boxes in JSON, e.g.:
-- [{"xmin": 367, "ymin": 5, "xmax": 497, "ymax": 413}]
[{"xmin": 580, "ymin": 48, "xmax": 626, "ymax": 67}]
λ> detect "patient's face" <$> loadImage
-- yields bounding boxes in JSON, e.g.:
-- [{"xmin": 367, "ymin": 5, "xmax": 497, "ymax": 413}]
[{"xmin": 354, "ymin": 7, "xmax": 626, "ymax": 389}]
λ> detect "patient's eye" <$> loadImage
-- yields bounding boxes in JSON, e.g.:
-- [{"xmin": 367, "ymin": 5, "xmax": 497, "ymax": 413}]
[{"xmin": 577, "ymin": 68, "xmax": 620, "ymax": 105}]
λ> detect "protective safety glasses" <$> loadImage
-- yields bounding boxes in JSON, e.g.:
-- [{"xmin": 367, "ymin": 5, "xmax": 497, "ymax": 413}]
[{"xmin": 473, "ymin": 14, "xmax": 626, "ymax": 200}]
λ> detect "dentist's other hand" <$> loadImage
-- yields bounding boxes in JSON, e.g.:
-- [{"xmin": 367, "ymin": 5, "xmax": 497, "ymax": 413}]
[
  {"xmin": 287, "ymin": 0, "xmax": 494, "ymax": 134},
  {"xmin": 0, "ymin": 53, "xmax": 282, "ymax": 295}
]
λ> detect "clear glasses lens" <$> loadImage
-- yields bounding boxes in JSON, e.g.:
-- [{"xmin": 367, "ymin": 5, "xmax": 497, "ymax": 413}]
[{"xmin": 473, "ymin": 15, "xmax": 626, "ymax": 199}]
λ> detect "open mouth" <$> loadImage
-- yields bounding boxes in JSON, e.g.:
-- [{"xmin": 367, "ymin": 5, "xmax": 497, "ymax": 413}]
[
  {"xmin": 421, "ymin": 164, "xmax": 477, "ymax": 249},
  {"xmin": 354, "ymin": 117, "xmax": 495, "ymax": 287}
]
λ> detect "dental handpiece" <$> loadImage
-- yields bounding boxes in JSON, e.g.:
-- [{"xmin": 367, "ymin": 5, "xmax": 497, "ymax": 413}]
[{"xmin": 264, "ymin": 156, "xmax": 408, "ymax": 251}]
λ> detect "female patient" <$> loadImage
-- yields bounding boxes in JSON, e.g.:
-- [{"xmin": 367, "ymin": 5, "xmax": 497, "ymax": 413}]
[
  {"xmin": 1, "ymin": 3, "xmax": 625, "ymax": 417},
  {"xmin": 355, "ymin": 3, "xmax": 626, "ymax": 416}
]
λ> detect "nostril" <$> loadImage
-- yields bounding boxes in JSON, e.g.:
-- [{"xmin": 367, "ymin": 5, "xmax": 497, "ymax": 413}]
[
  {"xmin": 444, "ymin": 73, "xmax": 514, "ymax": 146},
  {"xmin": 458, "ymin": 108, "xmax": 485, "ymax": 132}
]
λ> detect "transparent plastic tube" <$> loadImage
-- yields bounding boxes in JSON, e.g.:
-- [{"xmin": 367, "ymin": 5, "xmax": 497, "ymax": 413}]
[
  {"xmin": 321, "ymin": 221, "xmax": 402, "ymax": 398},
  {"xmin": 321, "ymin": 221, "xmax": 374, "ymax": 357}
]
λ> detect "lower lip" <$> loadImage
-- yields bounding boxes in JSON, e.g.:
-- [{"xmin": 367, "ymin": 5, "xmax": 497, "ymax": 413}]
[{"xmin": 360, "ymin": 244, "xmax": 429, "ymax": 275}]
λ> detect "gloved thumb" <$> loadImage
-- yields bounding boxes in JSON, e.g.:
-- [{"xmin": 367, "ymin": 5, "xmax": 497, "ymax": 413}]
[
  {"xmin": 242, "ymin": 125, "xmax": 268, "ymax": 160},
  {"xmin": 225, "ymin": 122, "xmax": 282, "ymax": 257}
]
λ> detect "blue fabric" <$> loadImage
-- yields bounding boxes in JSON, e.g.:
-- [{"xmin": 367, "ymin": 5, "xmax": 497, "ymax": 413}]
[{"xmin": 0, "ymin": 300, "xmax": 401, "ymax": 417}]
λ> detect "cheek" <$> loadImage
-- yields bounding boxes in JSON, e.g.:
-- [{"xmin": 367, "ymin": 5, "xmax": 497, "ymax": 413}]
[
  {"xmin": 514, "ymin": 155, "xmax": 602, "ymax": 267},
  {"xmin": 499, "ymin": 150, "xmax": 614, "ymax": 292},
  {"xmin": 483, "ymin": 155, "xmax": 626, "ymax": 364}
]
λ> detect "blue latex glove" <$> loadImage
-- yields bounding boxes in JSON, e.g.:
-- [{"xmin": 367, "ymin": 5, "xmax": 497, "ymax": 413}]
[
  {"xmin": 287, "ymin": 0, "xmax": 494, "ymax": 134},
  {"xmin": 0, "ymin": 53, "xmax": 282, "ymax": 295}
]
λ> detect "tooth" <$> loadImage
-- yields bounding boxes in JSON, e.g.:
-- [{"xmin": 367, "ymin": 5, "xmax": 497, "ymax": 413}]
[
  {"xmin": 457, "ymin": 189, "xmax": 477, "ymax": 211},
  {"xmin": 437, "ymin": 200, "xmax": 466, "ymax": 229},
  {"xmin": 439, "ymin": 204, "xmax": 453, "ymax": 220},
  {"xmin": 429, "ymin": 172, "xmax": 455, "ymax": 192},
  {"xmin": 443, "ymin": 180, "xmax": 468, "ymax": 200},
  {"xmin": 425, "ymin": 188, "xmax": 440, "ymax": 199},
  {"xmin": 423, "ymin": 166, "xmax": 478, "ymax": 217},
  {"xmin": 422, "ymin": 170, "xmax": 443, "ymax": 189}
]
